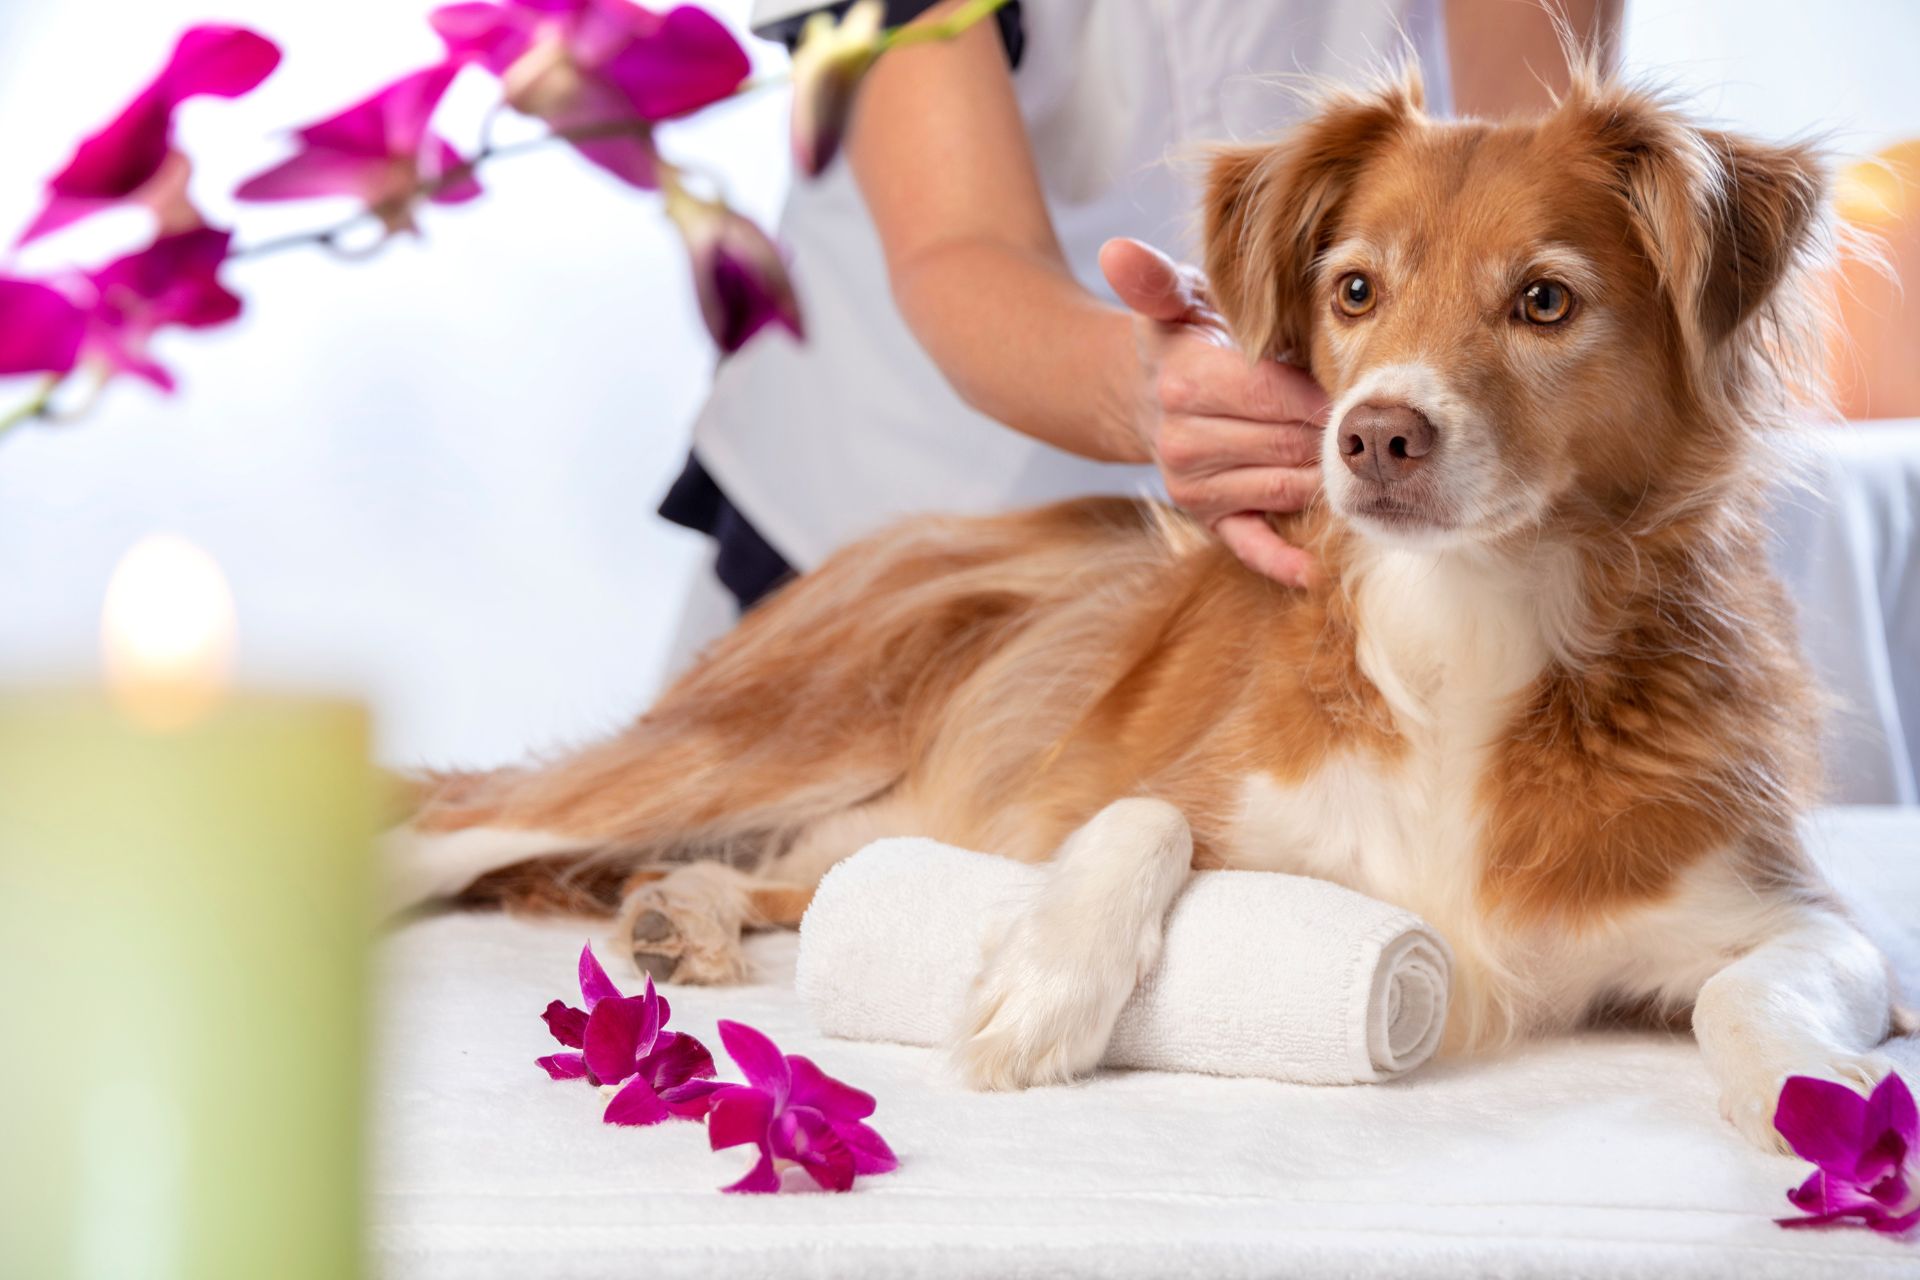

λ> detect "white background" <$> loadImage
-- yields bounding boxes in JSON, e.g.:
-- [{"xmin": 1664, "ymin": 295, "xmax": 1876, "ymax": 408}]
[{"xmin": 1, "ymin": 0, "xmax": 1916, "ymax": 770}]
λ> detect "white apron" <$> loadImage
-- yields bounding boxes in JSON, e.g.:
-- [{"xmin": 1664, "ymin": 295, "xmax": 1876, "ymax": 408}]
[{"xmin": 694, "ymin": 0, "xmax": 1450, "ymax": 571}]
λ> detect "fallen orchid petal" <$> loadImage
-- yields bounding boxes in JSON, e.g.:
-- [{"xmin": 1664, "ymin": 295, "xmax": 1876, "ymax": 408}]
[
  {"xmin": 1775, "ymin": 1072, "xmax": 1920, "ymax": 1233},
  {"xmin": 577, "ymin": 941, "xmax": 622, "ymax": 1009},
  {"xmin": 774, "ymin": 1107, "xmax": 855, "ymax": 1192},
  {"xmin": 582, "ymin": 989, "xmax": 662, "ymax": 1084},
  {"xmin": 536, "ymin": 1051, "xmax": 591, "ymax": 1080},
  {"xmin": 721, "ymin": 1149, "xmax": 782, "ymax": 1195},
  {"xmin": 716, "ymin": 1020, "xmax": 790, "ymax": 1100},
  {"xmin": 701, "ymin": 1020, "xmax": 895, "ymax": 1194},
  {"xmin": 603, "ymin": 1075, "xmax": 670, "ymax": 1126},
  {"xmin": 541, "ymin": 998, "xmax": 588, "ymax": 1049},
  {"xmin": 537, "ymin": 942, "xmax": 712, "ymax": 1110},
  {"xmin": 658, "ymin": 1077, "xmax": 726, "ymax": 1119},
  {"xmin": 706, "ymin": 1084, "xmax": 775, "ymax": 1151},
  {"xmin": 638, "ymin": 1030, "xmax": 715, "ymax": 1092}
]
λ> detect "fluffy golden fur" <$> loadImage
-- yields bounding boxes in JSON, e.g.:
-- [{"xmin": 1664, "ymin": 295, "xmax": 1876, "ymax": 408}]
[{"xmin": 395, "ymin": 68, "xmax": 1911, "ymax": 1147}]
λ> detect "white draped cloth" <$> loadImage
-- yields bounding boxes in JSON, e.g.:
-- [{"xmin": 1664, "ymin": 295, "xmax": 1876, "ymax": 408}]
[{"xmin": 1770, "ymin": 422, "xmax": 1920, "ymax": 803}]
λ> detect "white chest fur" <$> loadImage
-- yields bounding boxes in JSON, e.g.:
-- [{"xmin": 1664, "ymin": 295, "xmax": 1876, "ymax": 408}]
[
  {"xmin": 1224, "ymin": 544, "xmax": 1565, "ymax": 881},
  {"xmin": 1221, "ymin": 542, "xmax": 1581, "ymax": 1036}
]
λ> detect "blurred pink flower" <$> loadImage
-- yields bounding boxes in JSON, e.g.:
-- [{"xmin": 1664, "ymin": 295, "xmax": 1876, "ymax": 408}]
[
  {"xmin": 431, "ymin": 0, "xmax": 748, "ymax": 188},
  {"xmin": 234, "ymin": 63, "xmax": 481, "ymax": 232},
  {"xmin": 788, "ymin": 0, "xmax": 883, "ymax": 178},
  {"xmin": 0, "ymin": 279, "xmax": 87, "ymax": 377},
  {"xmin": 68, "ymin": 228, "xmax": 244, "ymax": 391},
  {"xmin": 1776, "ymin": 1072, "xmax": 1920, "ymax": 1234},
  {"xmin": 664, "ymin": 192, "xmax": 802, "ymax": 353},
  {"xmin": 17, "ymin": 25, "xmax": 281, "ymax": 247},
  {"xmin": 668, "ymin": 1020, "xmax": 896, "ymax": 1194},
  {"xmin": 535, "ymin": 942, "xmax": 715, "ymax": 1126}
]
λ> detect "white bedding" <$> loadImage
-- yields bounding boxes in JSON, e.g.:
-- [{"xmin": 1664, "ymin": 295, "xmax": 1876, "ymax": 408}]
[{"xmin": 372, "ymin": 807, "xmax": 1920, "ymax": 1280}]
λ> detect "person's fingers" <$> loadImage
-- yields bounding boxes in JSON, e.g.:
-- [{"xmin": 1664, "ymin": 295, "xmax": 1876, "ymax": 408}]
[
  {"xmin": 1155, "ymin": 339, "xmax": 1328, "ymax": 423},
  {"xmin": 1213, "ymin": 513, "xmax": 1319, "ymax": 588},
  {"xmin": 1154, "ymin": 415, "xmax": 1322, "ymax": 475},
  {"xmin": 1161, "ymin": 348, "xmax": 1330, "ymax": 423},
  {"xmin": 1172, "ymin": 464, "xmax": 1322, "ymax": 520},
  {"xmin": 1101, "ymin": 237, "xmax": 1203, "ymax": 325}
]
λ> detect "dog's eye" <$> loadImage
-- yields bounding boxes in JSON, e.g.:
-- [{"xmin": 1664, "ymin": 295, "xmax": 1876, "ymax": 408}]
[
  {"xmin": 1517, "ymin": 280, "xmax": 1573, "ymax": 325},
  {"xmin": 1335, "ymin": 272, "xmax": 1377, "ymax": 317}
]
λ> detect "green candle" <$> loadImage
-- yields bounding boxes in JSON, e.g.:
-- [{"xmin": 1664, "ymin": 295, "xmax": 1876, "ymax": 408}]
[{"xmin": 0, "ymin": 537, "xmax": 377, "ymax": 1278}]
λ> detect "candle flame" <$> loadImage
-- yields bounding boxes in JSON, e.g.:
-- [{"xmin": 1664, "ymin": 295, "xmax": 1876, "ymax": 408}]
[{"xmin": 101, "ymin": 534, "xmax": 236, "ymax": 731}]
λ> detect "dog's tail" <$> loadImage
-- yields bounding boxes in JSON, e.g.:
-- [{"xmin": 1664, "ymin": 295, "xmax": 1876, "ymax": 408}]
[{"xmin": 386, "ymin": 497, "xmax": 1161, "ymax": 916}]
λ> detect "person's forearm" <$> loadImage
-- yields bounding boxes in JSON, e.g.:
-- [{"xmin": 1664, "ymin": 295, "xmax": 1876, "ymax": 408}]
[
  {"xmin": 888, "ymin": 236, "xmax": 1147, "ymax": 464},
  {"xmin": 1446, "ymin": 0, "xmax": 1622, "ymax": 118}
]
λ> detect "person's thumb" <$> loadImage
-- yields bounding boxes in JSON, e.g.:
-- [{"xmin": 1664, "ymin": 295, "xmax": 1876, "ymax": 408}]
[{"xmin": 1100, "ymin": 237, "xmax": 1199, "ymax": 325}]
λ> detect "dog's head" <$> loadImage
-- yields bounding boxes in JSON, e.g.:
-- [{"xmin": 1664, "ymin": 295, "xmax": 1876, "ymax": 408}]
[{"xmin": 1205, "ymin": 70, "xmax": 1829, "ymax": 548}]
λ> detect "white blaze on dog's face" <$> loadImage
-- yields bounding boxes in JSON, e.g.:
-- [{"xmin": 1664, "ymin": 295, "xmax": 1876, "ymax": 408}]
[
  {"xmin": 1204, "ymin": 73, "xmax": 1826, "ymax": 550},
  {"xmin": 1311, "ymin": 222, "xmax": 1606, "ymax": 546}
]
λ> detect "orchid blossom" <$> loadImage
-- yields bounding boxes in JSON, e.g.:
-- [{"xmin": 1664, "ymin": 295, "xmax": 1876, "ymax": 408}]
[
  {"xmin": 535, "ymin": 943, "xmax": 715, "ymax": 1126},
  {"xmin": 2, "ymin": 2, "xmax": 1016, "ymax": 440},
  {"xmin": 667, "ymin": 1020, "xmax": 897, "ymax": 1194},
  {"xmin": 17, "ymin": 24, "xmax": 280, "ymax": 247},
  {"xmin": 0, "ymin": 280, "xmax": 86, "ymax": 378},
  {"xmin": 52, "ymin": 228, "xmax": 243, "ymax": 393},
  {"xmin": 1776, "ymin": 1072, "xmax": 1920, "ymax": 1234},
  {"xmin": 235, "ymin": 63, "xmax": 482, "ymax": 232},
  {"xmin": 431, "ymin": 0, "xmax": 748, "ymax": 187},
  {"xmin": 663, "ymin": 185, "xmax": 802, "ymax": 352}
]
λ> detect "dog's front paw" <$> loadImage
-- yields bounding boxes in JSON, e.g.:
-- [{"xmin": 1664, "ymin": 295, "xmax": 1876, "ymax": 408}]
[
  {"xmin": 951, "ymin": 912, "xmax": 1156, "ymax": 1091},
  {"xmin": 1716, "ymin": 1050, "xmax": 1898, "ymax": 1153}
]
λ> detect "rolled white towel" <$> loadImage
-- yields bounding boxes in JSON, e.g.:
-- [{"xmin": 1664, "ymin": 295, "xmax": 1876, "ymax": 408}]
[{"xmin": 795, "ymin": 839, "xmax": 1454, "ymax": 1084}]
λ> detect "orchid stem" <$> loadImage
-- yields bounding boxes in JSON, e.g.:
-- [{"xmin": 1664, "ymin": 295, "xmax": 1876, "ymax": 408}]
[
  {"xmin": 225, "ymin": 0, "xmax": 1007, "ymax": 265},
  {"xmin": 880, "ymin": 0, "xmax": 1014, "ymax": 51},
  {"xmin": 229, "ymin": 118, "xmax": 656, "ymax": 263},
  {"xmin": 0, "ymin": 375, "xmax": 60, "ymax": 444}
]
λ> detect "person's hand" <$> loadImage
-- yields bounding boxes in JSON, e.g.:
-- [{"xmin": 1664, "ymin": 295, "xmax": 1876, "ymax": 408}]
[{"xmin": 1099, "ymin": 237, "xmax": 1328, "ymax": 587}]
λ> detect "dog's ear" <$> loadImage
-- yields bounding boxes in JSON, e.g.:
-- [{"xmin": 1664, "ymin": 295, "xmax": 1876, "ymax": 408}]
[
  {"xmin": 1203, "ymin": 73, "xmax": 1421, "ymax": 363},
  {"xmin": 1575, "ymin": 87, "xmax": 1827, "ymax": 351}
]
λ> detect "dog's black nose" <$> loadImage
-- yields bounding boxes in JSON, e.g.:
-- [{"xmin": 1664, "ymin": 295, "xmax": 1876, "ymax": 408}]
[{"xmin": 1339, "ymin": 403, "xmax": 1435, "ymax": 485}]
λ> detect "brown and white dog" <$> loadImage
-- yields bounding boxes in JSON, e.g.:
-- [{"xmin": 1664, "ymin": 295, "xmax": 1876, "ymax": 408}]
[{"xmin": 396, "ymin": 69, "xmax": 1914, "ymax": 1150}]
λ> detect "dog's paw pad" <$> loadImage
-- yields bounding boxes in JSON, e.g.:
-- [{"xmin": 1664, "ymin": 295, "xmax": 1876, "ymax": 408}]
[
  {"xmin": 614, "ymin": 881, "xmax": 748, "ymax": 986},
  {"xmin": 624, "ymin": 908, "xmax": 684, "ymax": 981}
]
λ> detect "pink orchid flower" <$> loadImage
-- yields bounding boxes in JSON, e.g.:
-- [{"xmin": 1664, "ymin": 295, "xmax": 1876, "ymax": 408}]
[
  {"xmin": 535, "ymin": 943, "xmax": 715, "ymax": 1126},
  {"xmin": 668, "ymin": 1020, "xmax": 896, "ymax": 1194},
  {"xmin": 431, "ymin": 0, "xmax": 748, "ymax": 188},
  {"xmin": 663, "ymin": 191, "xmax": 802, "ymax": 353},
  {"xmin": 1775, "ymin": 1071, "xmax": 1920, "ymax": 1234},
  {"xmin": 18, "ymin": 25, "xmax": 281, "ymax": 247},
  {"xmin": 0, "ymin": 279, "xmax": 87, "ymax": 377},
  {"xmin": 69, "ymin": 228, "xmax": 244, "ymax": 391},
  {"xmin": 235, "ymin": 63, "xmax": 481, "ymax": 233}
]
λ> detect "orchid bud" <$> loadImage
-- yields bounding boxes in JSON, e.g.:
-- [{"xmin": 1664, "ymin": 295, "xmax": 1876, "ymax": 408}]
[
  {"xmin": 788, "ymin": 0, "xmax": 885, "ymax": 178},
  {"xmin": 664, "ymin": 190, "xmax": 803, "ymax": 353}
]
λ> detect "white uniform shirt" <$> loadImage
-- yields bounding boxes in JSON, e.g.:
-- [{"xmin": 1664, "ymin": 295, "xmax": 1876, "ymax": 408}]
[{"xmin": 695, "ymin": 0, "xmax": 1449, "ymax": 571}]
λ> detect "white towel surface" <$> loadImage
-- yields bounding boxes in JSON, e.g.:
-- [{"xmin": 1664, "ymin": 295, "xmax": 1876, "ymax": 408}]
[
  {"xmin": 370, "ymin": 808, "xmax": 1920, "ymax": 1279},
  {"xmin": 794, "ymin": 839, "xmax": 1453, "ymax": 1084}
]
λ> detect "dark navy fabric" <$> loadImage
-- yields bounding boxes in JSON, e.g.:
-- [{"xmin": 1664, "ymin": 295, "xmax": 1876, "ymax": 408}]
[
  {"xmin": 658, "ymin": 453, "xmax": 796, "ymax": 611},
  {"xmin": 754, "ymin": 1, "xmax": 1025, "ymax": 68}
]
